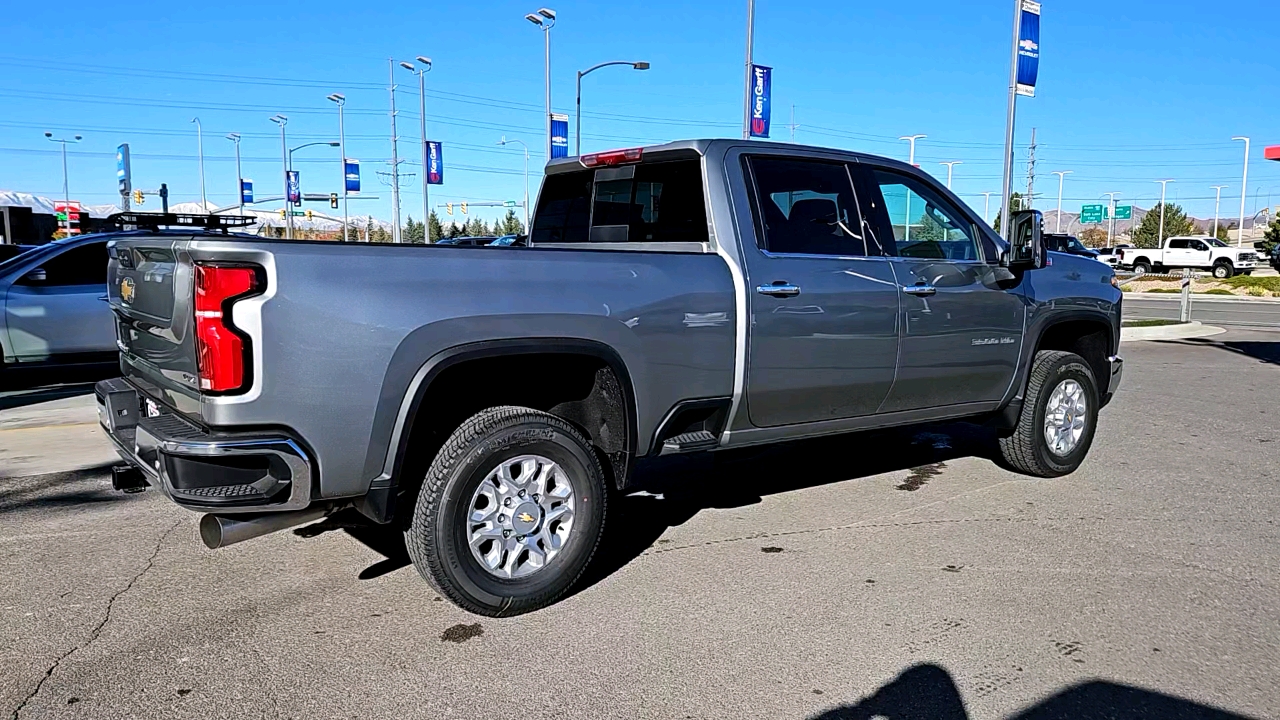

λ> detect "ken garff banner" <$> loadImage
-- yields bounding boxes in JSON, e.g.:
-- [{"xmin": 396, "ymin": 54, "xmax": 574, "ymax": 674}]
[
  {"xmin": 240, "ymin": 179, "xmax": 253, "ymax": 204},
  {"xmin": 750, "ymin": 64, "xmax": 772, "ymax": 138},
  {"xmin": 286, "ymin": 170, "xmax": 301, "ymax": 205},
  {"xmin": 427, "ymin": 142, "xmax": 443, "ymax": 185},
  {"xmin": 1016, "ymin": 1, "xmax": 1040, "ymax": 97},
  {"xmin": 550, "ymin": 114, "xmax": 569, "ymax": 159},
  {"xmin": 344, "ymin": 160, "xmax": 361, "ymax": 193}
]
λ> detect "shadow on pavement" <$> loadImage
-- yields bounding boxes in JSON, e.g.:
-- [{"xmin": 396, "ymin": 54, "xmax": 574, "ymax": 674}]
[
  {"xmin": 0, "ymin": 362, "xmax": 118, "ymax": 411},
  {"xmin": 1159, "ymin": 337, "xmax": 1280, "ymax": 366},
  {"xmin": 0, "ymin": 464, "xmax": 128, "ymax": 516},
  {"xmin": 576, "ymin": 422, "xmax": 1000, "ymax": 596},
  {"xmin": 811, "ymin": 663, "xmax": 1256, "ymax": 720}
]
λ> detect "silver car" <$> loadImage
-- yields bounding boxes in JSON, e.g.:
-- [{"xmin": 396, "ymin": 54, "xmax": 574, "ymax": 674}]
[{"xmin": 0, "ymin": 235, "xmax": 116, "ymax": 370}]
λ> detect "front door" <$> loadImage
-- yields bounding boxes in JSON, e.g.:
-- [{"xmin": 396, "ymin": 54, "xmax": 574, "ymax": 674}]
[
  {"xmin": 5, "ymin": 240, "xmax": 114, "ymax": 360},
  {"xmin": 741, "ymin": 155, "xmax": 900, "ymax": 427},
  {"xmin": 857, "ymin": 165, "xmax": 1025, "ymax": 412}
]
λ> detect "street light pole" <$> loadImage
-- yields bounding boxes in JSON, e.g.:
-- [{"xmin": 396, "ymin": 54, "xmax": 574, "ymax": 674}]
[
  {"xmin": 498, "ymin": 137, "xmax": 531, "ymax": 231},
  {"xmin": 388, "ymin": 58, "xmax": 404, "ymax": 244},
  {"xmin": 525, "ymin": 8, "xmax": 557, "ymax": 162},
  {"xmin": 191, "ymin": 118, "xmax": 207, "ymax": 211},
  {"xmin": 576, "ymin": 60, "xmax": 650, "ymax": 156},
  {"xmin": 327, "ymin": 94, "xmax": 349, "ymax": 241},
  {"xmin": 1232, "ymin": 136, "xmax": 1250, "ymax": 247},
  {"xmin": 998, "ymin": 0, "xmax": 1022, "ymax": 240},
  {"xmin": 982, "ymin": 191, "xmax": 995, "ymax": 223},
  {"xmin": 400, "ymin": 58, "xmax": 433, "ymax": 242},
  {"xmin": 940, "ymin": 161, "xmax": 962, "ymax": 189},
  {"xmin": 270, "ymin": 115, "xmax": 289, "ymax": 239},
  {"xmin": 1102, "ymin": 192, "xmax": 1120, "ymax": 245},
  {"xmin": 1210, "ymin": 185, "xmax": 1228, "ymax": 239},
  {"xmin": 1155, "ymin": 179, "xmax": 1174, "ymax": 246},
  {"xmin": 43, "ymin": 132, "xmax": 81, "ymax": 237},
  {"xmin": 742, "ymin": 0, "xmax": 755, "ymax": 139},
  {"xmin": 899, "ymin": 135, "xmax": 925, "ymax": 242},
  {"xmin": 1051, "ymin": 170, "xmax": 1073, "ymax": 233},
  {"xmin": 226, "ymin": 133, "xmax": 242, "ymax": 214}
]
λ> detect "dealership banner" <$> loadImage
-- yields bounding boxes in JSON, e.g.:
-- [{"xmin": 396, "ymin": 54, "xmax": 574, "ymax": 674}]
[
  {"xmin": 550, "ymin": 114, "xmax": 569, "ymax": 158},
  {"xmin": 344, "ymin": 160, "xmax": 361, "ymax": 193},
  {"xmin": 750, "ymin": 64, "xmax": 772, "ymax": 138},
  {"xmin": 240, "ymin": 179, "xmax": 253, "ymax": 204},
  {"xmin": 1016, "ymin": 1, "xmax": 1040, "ymax": 97},
  {"xmin": 116, "ymin": 144, "xmax": 131, "ymax": 194},
  {"xmin": 427, "ymin": 142, "xmax": 443, "ymax": 184},
  {"xmin": 286, "ymin": 170, "xmax": 300, "ymax": 204}
]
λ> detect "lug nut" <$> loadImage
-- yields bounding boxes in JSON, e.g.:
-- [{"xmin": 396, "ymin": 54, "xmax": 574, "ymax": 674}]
[
  {"xmin": 503, "ymin": 498, "xmax": 513, "ymax": 507},
  {"xmin": 517, "ymin": 535, "xmax": 526, "ymax": 542},
  {"xmin": 503, "ymin": 530, "xmax": 510, "ymax": 538},
  {"xmin": 533, "ymin": 494, "xmax": 540, "ymax": 502},
  {"xmin": 498, "ymin": 514, "xmax": 507, "ymax": 523},
  {"xmin": 518, "ymin": 490, "xmax": 526, "ymax": 498}
]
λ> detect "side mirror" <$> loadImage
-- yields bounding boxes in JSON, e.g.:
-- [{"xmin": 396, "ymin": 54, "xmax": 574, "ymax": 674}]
[
  {"xmin": 1004, "ymin": 210, "xmax": 1045, "ymax": 271},
  {"xmin": 22, "ymin": 267, "xmax": 47, "ymax": 284}
]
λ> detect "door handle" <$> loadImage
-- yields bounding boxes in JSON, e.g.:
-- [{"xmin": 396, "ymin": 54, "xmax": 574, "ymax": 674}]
[
  {"xmin": 756, "ymin": 282, "xmax": 801, "ymax": 298},
  {"xmin": 903, "ymin": 283, "xmax": 937, "ymax": 297}
]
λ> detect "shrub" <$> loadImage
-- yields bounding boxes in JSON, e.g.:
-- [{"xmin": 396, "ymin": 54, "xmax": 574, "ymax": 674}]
[
  {"xmin": 1204, "ymin": 288, "xmax": 1235, "ymax": 296},
  {"xmin": 1246, "ymin": 286, "xmax": 1267, "ymax": 297},
  {"xmin": 1221, "ymin": 275, "xmax": 1280, "ymax": 292},
  {"xmin": 1146, "ymin": 288, "xmax": 1180, "ymax": 293}
]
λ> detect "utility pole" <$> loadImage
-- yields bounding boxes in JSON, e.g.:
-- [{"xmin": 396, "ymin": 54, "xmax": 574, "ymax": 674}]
[
  {"xmin": 1102, "ymin": 192, "xmax": 1120, "ymax": 245},
  {"xmin": 787, "ymin": 104, "xmax": 799, "ymax": 142},
  {"xmin": 1232, "ymin": 136, "xmax": 1250, "ymax": 247},
  {"xmin": 192, "ymin": 118, "xmax": 207, "ymax": 211},
  {"xmin": 742, "ymin": 0, "xmax": 755, "ymax": 140},
  {"xmin": 1025, "ymin": 127, "xmax": 1037, "ymax": 209},
  {"xmin": 1157, "ymin": 178, "xmax": 1172, "ymax": 244},
  {"xmin": 1211, "ymin": 185, "xmax": 1227, "ymax": 238},
  {"xmin": 1051, "ymin": 170, "xmax": 1072, "ymax": 233},
  {"xmin": 388, "ymin": 58, "xmax": 403, "ymax": 245}
]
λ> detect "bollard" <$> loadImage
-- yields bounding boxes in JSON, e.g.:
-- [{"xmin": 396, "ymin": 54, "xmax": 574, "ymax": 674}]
[{"xmin": 1180, "ymin": 268, "xmax": 1192, "ymax": 323}]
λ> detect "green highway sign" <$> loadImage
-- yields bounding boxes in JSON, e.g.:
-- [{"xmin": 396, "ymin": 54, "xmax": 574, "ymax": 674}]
[
  {"xmin": 1080, "ymin": 204, "xmax": 1104, "ymax": 224},
  {"xmin": 503, "ymin": 200, "xmax": 517, "ymax": 208},
  {"xmin": 1106, "ymin": 205, "xmax": 1133, "ymax": 220}
]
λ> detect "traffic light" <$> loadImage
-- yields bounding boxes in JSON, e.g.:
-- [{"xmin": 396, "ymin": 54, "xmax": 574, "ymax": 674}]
[
  {"xmin": 278, "ymin": 209, "xmax": 286, "ymax": 219},
  {"xmin": 305, "ymin": 209, "xmax": 313, "ymax": 220},
  {"xmin": 461, "ymin": 202, "xmax": 468, "ymax": 215},
  {"xmin": 446, "ymin": 203, "xmax": 453, "ymax": 215},
  {"xmin": 329, "ymin": 193, "xmax": 338, "ymax": 209},
  {"xmin": 132, "ymin": 189, "xmax": 144, "ymax": 205}
]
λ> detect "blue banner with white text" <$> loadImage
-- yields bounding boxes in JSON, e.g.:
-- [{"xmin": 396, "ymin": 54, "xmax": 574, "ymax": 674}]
[
  {"xmin": 240, "ymin": 179, "xmax": 253, "ymax": 204},
  {"xmin": 550, "ymin": 114, "xmax": 569, "ymax": 158},
  {"xmin": 1016, "ymin": 1, "xmax": 1040, "ymax": 97},
  {"xmin": 344, "ymin": 160, "xmax": 360, "ymax": 193},
  {"xmin": 750, "ymin": 64, "xmax": 772, "ymax": 138},
  {"xmin": 427, "ymin": 143, "xmax": 443, "ymax": 184}
]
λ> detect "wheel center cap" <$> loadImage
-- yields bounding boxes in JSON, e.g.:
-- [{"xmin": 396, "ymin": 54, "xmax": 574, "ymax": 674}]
[{"xmin": 511, "ymin": 503, "xmax": 541, "ymax": 535}]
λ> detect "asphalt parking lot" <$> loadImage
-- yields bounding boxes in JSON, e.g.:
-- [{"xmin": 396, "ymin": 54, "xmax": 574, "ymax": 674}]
[{"xmin": 2, "ymin": 330, "xmax": 1278, "ymax": 720}]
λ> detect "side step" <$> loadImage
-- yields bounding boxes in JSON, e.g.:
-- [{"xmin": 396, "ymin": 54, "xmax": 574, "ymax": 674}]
[{"xmin": 661, "ymin": 430, "xmax": 719, "ymax": 455}]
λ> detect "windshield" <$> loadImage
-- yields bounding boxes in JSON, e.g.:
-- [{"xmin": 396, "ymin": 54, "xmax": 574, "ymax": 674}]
[
  {"xmin": 1205, "ymin": 237, "xmax": 1228, "ymax": 247},
  {"xmin": 1067, "ymin": 237, "xmax": 1089, "ymax": 252}
]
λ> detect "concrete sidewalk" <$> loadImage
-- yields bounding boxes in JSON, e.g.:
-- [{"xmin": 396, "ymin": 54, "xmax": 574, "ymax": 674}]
[{"xmin": 0, "ymin": 394, "xmax": 118, "ymax": 479}]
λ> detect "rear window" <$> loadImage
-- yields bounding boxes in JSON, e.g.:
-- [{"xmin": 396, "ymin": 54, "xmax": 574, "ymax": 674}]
[{"xmin": 530, "ymin": 159, "xmax": 708, "ymax": 245}]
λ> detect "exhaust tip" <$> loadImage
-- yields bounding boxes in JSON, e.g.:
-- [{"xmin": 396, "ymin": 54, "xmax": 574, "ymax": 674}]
[
  {"xmin": 199, "ymin": 507, "xmax": 329, "ymax": 550},
  {"xmin": 199, "ymin": 514, "xmax": 225, "ymax": 549}
]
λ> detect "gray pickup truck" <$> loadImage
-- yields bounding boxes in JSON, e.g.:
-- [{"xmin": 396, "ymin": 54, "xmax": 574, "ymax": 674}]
[{"xmin": 97, "ymin": 140, "xmax": 1123, "ymax": 616}]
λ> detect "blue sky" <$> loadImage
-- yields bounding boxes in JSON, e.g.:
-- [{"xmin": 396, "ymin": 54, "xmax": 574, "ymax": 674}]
[{"xmin": 2, "ymin": 0, "xmax": 1278, "ymax": 228}]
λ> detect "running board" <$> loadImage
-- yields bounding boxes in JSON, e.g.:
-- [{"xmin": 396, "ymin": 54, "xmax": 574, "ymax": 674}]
[{"xmin": 660, "ymin": 430, "xmax": 719, "ymax": 455}]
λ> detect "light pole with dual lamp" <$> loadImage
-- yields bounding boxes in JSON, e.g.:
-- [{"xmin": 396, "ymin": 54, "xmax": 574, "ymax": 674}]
[
  {"xmin": 44, "ymin": 132, "xmax": 81, "ymax": 237},
  {"xmin": 575, "ymin": 60, "xmax": 649, "ymax": 156},
  {"xmin": 226, "ymin": 133, "xmax": 243, "ymax": 214},
  {"xmin": 400, "ymin": 57, "xmax": 433, "ymax": 241},
  {"xmin": 1101, "ymin": 192, "xmax": 1120, "ymax": 245},
  {"xmin": 191, "ymin": 117, "xmax": 207, "ymax": 211},
  {"xmin": 899, "ymin": 135, "xmax": 925, "ymax": 242},
  {"xmin": 1210, "ymin": 185, "xmax": 1228, "ymax": 239},
  {"xmin": 1051, "ymin": 170, "xmax": 1072, "ymax": 233},
  {"xmin": 1155, "ymin": 179, "xmax": 1174, "ymax": 246},
  {"xmin": 939, "ymin": 161, "xmax": 962, "ymax": 189},
  {"xmin": 1231, "ymin": 136, "xmax": 1249, "ymax": 246},
  {"xmin": 525, "ymin": 8, "xmax": 557, "ymax": 162},
  {"xmin": 326, "ymin": 94, "xmax": 350, "ymax": 241},
  {"xmin": 269, "ymin": 115, "xmax": 289, "ymax": 238}
]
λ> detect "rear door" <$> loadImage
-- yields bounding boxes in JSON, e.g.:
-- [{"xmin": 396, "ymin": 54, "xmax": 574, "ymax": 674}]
[
  {"xmin": 1163, "ymin": 239, "xmax": 1195, "ymax": 267},
  {"xmin": 5, "ymin": 239, "xmax": 114, "ymax": 360},
  {"xmin": 857, "ymin": 164, "xmax": 1025, "ymax": 412},
  {"xmin": 740, "ymin": 155, "xmax": 900, "ymax": 427}
]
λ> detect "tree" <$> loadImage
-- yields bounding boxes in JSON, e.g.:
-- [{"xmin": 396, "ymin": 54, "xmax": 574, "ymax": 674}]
[
  {"xmin": 1078, "ymin": 227, "xmax": 1108, "ymax": 247},
  {"xmin": 446, "ymin": 221, "xmax": 464, "ymax": 239},
  {"xmin": 427, "ymin": 210, "xmax": 443, "ymax": 243},
  {"xmin": 496, "ymin": 208, "xmax": 524, "ymax": 235},
  {"xmin": 465, "ymin": 217, "xmax": 489, "ymax": 237},
  {"xmin": 991, "ymin": 192, "xmax": 1024, "ymax": 234},
  {"xmin": 1261, "ymin": 216, "xmax": 1280, "ymax": 258},
  {"xmin": 912, "ymin": 211, "xmax": 944, "ymax": 242},
  {"xmin": 1214, "ymin": 222, "xmax": 1234, "ymax": 243},
  {"xmin": 1131, "ymin": 202, "xmax": 1195, "ymax": 249},
  {"xmin": 403, "ymin": 216, "xmax": 425, "ymax": 243}
]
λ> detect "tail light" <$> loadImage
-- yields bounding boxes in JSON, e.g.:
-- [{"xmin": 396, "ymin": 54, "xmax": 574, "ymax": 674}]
[
  {"xmin": 580, "ymin": 147, "xmax": 643, "ymax": 168},
  {"xmin": 194, "ymin": 264, "xmax": 262, "ymax": 394}
]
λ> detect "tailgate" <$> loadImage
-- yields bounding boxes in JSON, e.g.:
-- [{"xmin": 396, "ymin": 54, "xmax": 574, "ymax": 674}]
[{"xmin": 107, "ymin": 237, "xmax": 203, "ymax": 415}]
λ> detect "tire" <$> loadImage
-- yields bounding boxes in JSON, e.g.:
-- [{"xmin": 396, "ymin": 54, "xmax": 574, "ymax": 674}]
[
  {"xmin": 1132, "ymin": 259, "xmax": 1152, "ymax": 274},
  {"xmin": 404, "ymin": 406, "xmax": 607, "ymax": 617},
  {"xmin": 1212, "ymin": 261, "xmax": 1233, "ymax": 279},
  {"xmin": 998, "ymin": 351, "xmax": 1099, "ymax": 478}
]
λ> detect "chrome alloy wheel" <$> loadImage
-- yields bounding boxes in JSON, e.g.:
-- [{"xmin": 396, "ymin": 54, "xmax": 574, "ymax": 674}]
[
  {"xmin": 466, "ymin": 455, "xmax": 576, "ymax": 579},
  {"xmin": 1043, "ymin": 379, "xmax": 1088, "ymax": 457}
]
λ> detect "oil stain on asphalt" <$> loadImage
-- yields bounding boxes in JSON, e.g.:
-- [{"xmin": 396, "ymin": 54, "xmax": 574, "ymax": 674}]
[
  {"xmin": 898, "ymin": 462, "xmax": 946, "ymax": 491},
  {"xmin": 442, "ymin": 623, "xmax": 484, "ymax": 643}
]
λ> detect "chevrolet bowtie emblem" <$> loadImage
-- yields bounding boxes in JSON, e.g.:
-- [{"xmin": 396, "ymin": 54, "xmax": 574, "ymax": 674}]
[
  {"xmin": 516, "ymin": 512, "xmax": 536, "ymax": 524},
  {"xmin": 120, "ymin": 277, "xmax": 136, "ymax": 304}
]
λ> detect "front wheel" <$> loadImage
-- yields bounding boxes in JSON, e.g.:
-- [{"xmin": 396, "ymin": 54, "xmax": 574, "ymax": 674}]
[
  {"xmin": 1212, "ymin": 261, "xmax": 1234, "ymax": 279},
  {"xmin": 1132, "ymin": 260, "xmax": 1152, "ymax": 274},
  {"xmin": 405, "ymin": 406, "xmax": 607, "ymax": 616},
  {"xmin": 999, "ymin": 351, "xmax": 1100, "ymax": 478}
]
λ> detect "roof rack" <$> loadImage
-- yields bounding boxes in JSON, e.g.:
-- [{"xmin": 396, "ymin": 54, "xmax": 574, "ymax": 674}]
[{"xmin": 105, "ymin": 212, "xmax": 257, "ymax": 233}]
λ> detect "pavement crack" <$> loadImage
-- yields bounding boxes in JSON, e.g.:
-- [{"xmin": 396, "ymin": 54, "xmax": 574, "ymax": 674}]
[{"xmin": 8, "ymin": 518, "xmax": 181, "ymax": 720}]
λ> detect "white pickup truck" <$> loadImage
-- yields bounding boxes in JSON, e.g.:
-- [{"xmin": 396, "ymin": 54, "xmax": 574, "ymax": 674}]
[{"xmin": 1118, "ymin": 236, "xmax": 1258, "ymax": 278}]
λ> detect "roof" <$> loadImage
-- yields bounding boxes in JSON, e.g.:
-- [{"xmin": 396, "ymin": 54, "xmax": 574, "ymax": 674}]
[{"xmin": 543, "ymin": 138, "xmax": 921, "ymax": 176}]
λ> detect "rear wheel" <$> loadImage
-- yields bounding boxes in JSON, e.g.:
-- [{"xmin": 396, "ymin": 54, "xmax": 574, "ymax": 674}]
[
  {"xmin": 999, "ymin": 351, "xmax": 1099, "ymax": 478},
  {"xmin": 405, "ymin": 406, "xmax": 607, "ymax": 616},
  {"xmin": 1212, "ymin": 261, "xmax": 1234, "ymax": 279},
  {"xmin": 1132, "ymin": 259, "xmax": 1152, "ymax": 274}
]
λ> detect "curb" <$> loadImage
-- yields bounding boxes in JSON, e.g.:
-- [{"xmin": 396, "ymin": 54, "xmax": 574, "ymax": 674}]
[
  {"xmin": 1121, "ymin": 321, "xmax": 1227, "ymax": 342},
  {"xmin": 1123, "ymin": 292, "xmax": 1280, "ymax": 304}
]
